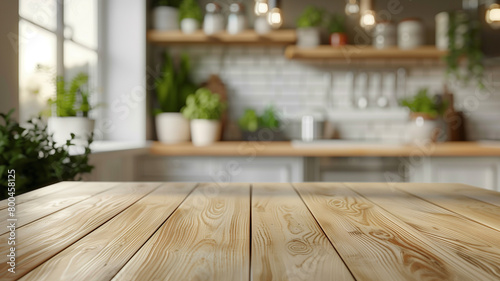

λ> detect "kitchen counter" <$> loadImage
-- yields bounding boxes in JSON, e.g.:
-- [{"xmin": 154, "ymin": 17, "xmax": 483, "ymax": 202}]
[
  {"xmin": 150, "ymin": 141, "xmax": 500, "ymax": 157},
  {"xmin": 4, "ymin": 182, "xmax": 500, "ymax": 280}
]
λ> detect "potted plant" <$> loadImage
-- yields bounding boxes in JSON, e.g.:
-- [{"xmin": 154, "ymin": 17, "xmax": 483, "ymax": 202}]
[
  {"xmin": 400, "ymin": 88, "xmax": 448, "ymax": 143},
  {"xmin": 327, "ymin": 14, "xmax": 347, "ymax": 46},
  {"xmin": 152, "ymin": 0, "xmax": 182, "ymax": 30},
  {"xmin": 0, "ymin": 110, "xmax": 93, "ymax": 199},
  {"xmin": 154, "ymin": 52, "xmax": 197, "ymax": 144},
  {"xmin": 178, "ymin": 0, "xmax": 202, "ymax": 34},
  {"xmin": 46, "ymin": 73, "xmax": 95, "ymax": 147},
  {"xmin": 181, "ymin": 88, "xmax": 226, "ymax": 146},
  {"xmin": 296, "ymin": 5, "xmax": 325, "ymax": 48},
  {"xmin": 238, "ymin": 106, "xmax": 286, "ymax": 141}
]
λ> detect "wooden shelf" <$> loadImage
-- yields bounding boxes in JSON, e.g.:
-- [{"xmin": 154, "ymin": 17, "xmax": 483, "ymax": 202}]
[
  {"xmin": 285, "ymin": 45, "xmax": 447, "ymax": 60},
  {"xmin": 147, "ymin": 29, "xmax": 296, "ymax": 45}
]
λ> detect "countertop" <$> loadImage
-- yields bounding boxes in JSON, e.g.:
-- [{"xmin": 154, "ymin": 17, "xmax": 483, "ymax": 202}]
[
  {"xmin": 150, "ymin": 141, "xmax": 500, "ymax": 157},
  {"xmin": 3, "ymin": 182, "xmax": 500, "ymax": 280}
]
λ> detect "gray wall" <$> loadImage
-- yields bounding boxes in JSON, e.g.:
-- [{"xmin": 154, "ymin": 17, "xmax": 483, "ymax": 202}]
[{"xmin": 0, "ymin": 0, "xmax": 19, "ymax": 119}]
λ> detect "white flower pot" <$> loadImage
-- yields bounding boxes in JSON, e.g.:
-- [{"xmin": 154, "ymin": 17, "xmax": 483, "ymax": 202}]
[
  {"xmin": 190, "ymin": 119, "xmax": 221, "ymax": 146},
  {"xmin": 254, "ymin": 16, "xmax": 270, "ymax": 34},
  {"xmin": 180, "ymin": 18, "xmax": 199, "ymax": 34},
  {"xmin": 153, "ymin": 6, "xmax": 179, "ymax": 31},
  {"xmin": 296, "ymin": 27, "xmax": 321, "ymax": 48},
  {"xmin": 47, "ymin": 117, "xmax": 95, "ymax": 146},
  {"xmin": 156, "ymin": 113, "xmax": 190, "ymax": 144},
  {"xmin": 405, "ymin": 115, "xmax": 437, "ymax": 144}
]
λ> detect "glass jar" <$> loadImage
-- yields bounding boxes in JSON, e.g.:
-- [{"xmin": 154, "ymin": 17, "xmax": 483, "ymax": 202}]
[
  {"xmin": 203, "ymin": 2, "xmax": 224, "ymax": 35},
  {"xmin": 227, "ymin": 3, "xmax": 246, "ymax": 34},
  {"xmin": 373, "ymin": 21, "xmax": 397, "ymax": 49},
  {"xmin": 398, "ymin": 18, "xmax": 425, "ymax": 49}
]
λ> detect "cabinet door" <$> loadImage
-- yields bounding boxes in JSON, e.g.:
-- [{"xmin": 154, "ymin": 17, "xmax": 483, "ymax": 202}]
[{"xmin": 409, "ymin": 157, "xmax": 500, "ymax": 191}]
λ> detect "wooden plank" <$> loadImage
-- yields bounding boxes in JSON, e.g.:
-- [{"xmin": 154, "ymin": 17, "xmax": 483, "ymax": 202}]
[
  {"xmin": 19, "ymin": 182, "xmax": 196, "ymax": 281},
  {"xmin": 0, "ymin": 181, "xmax": 83, "ymax": 210},
  {"xmin": 345, "ymin": 182, "xmax": 500, "ymax": 280},
  {"xmin": 415, "ymin": 183, "xmax": 500, "ymax": 208},
  {"xmin": 251, "ymin": 183, "xmax": 354, "ymax": 281},
  {"xmin": 294, "ymin": 182, "xmax": 495, "ymax": 281},
  {"xmin": 149, "ymin": 141, "xmax": 500, "ymax": 157},
  {"xmin": 112, "ymin": 183, "xmax": 250, "ymax": 281},
  {"xmin": 0, "ymin": 182, "xmax": 119, "ymax": 235},
  {"xmin": 285, "ymin": 45, "xmax": 447, "ymax": 60},
  {"xmin": 396, "ymin": 183, "xmax": 500, "ymax": 232},
  {"xmin": 0, "ymin": 182, "xmax": 161, "ymax": 281}
]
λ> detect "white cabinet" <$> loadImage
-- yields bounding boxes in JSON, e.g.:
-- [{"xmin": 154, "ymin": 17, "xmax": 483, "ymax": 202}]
[
  {"xmin": 408, "ymin": 157, "xmax": 500, "ymax": 191},
  {"xmin": 136, "ymin": 156, "xmax": 304, "ymax": 183}
]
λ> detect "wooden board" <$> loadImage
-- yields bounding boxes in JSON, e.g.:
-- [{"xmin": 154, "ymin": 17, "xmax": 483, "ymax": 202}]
[
  {"xmin": 0, "ymin": 182, "xmax": 161, "ymax": 280},
  {"xmin": 251, "ymin": 183, "xmax": 354, "ymax": 281},
  {"xmin": 396, "ymin": 183, "xmax": 500, "ymax": 232},
  {"xmin": 20, "ymin": 182, "xmax": 196, "ymax": 281},
  {"xmin": 0, "ymin": 182, "xmax": 118, "ymax": 235},
  {"xmin": 414, "ymin": 183, "xmax": 500, "ymax": 208},
  {"xmin": 112, "ymin": 183, "xmax": 251, "ymax": 281},
  {"xmin": 147, "ymin": 30, "xmax": 296, "ymax": 45},
  {"xmin": 285, "ymin": 45, "xmax": 447, "ymax": 60},
  {"xmin": 0, "ymin": 181, "xmax": 83, "ymax": 210},
  {"xmin": 345, "ymin": 182, "xmax": 500, "ymax": 280},
  {"xmin": 293, "ymin": 182, "xmax": 496, "ymax": 281},
  {"xmin": 150, "ymin": 141, "xmax": 500, "ymax": 157}
]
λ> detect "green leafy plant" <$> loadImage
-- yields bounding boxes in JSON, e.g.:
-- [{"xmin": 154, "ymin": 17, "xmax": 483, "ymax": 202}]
[
  {"xmin": 181, "ymin": 88, "xmax": 226, "ymax": 120},
  {"xmin": 238, "ymin": 106, "xmax": 281, "ymax": 132},
  {"xmin": 238, "ymin": 109, "xmax": 259, "ymax": 132},
  {"xmin": 179, "ymin": 0, "xmax": 202, "ymax": 22},
  {"xmin": 0, "ymin": 110, "xmax": 93, "ymax": 199},
  {"xmin": 47, "ymin": 73, "xmax": 92, "ymax": 117},
  {"xmin": 296, "ymin": 5, "xmax": 325, "ymax": 28},
  {"xmin": 154, "ymin": 53, "xmax": 197, "ymax": 114},
  {"xmin": 400, "ymin": 88, "xmax": 447, "ymax": 118},
  {"xmin": 445, "ymin": 11, "xmax": 485, "ymax": 89},
  {"xmin": 327, "ymin": 14, "xmax": 345, "ymax": 34},
  {"xmin": 258, "ymin": 106, "xmax": 280, "ymax": 129}
]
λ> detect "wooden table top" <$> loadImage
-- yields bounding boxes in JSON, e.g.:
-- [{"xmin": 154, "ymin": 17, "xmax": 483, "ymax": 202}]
[
  {"xmin": 1, "ymin": 181, "xmax": 500, "ymax": 280},
  {"xmin": 150, "ymin": 141, "xmax": 500, "ymax": 157}
]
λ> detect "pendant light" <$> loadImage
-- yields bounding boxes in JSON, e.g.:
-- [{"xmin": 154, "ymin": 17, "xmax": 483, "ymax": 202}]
[
  {"xmin": 359, "ymin": 0, "xmax": 376, "ymax": 30},
  {"xmin": 267, "ymin": 0, "xmax": 283, "ymax": 29},
  {"xmin": 486, "ymin": 2, "xmax": 500, "ymax": 28}
]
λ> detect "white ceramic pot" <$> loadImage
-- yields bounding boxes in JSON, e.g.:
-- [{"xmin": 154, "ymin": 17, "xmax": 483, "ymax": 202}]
[
  {"xmin": 296, "ymin": 27, "xmax": 321, "ymax": 48},
  {"xmin": 405, "ymin": 115, "xmax": 437, "ymax": 144},
  {"xmin": 398, "ymin": 19, "xmax": 425, "ymax": 49},
  {"xmin": 181, "ymin": 18, "xmax": 199, "ymax": 34},
  {"xmin": 153, "ymin": 6, "xmax": 179, "ymax": 31},
  {"xmin": 254, "ymin": 16, "xmax": 270, "ymax": 34},
  {"xmin": 156, "ymin": 112, "xmax": 190, "ymax": 144},
  {"xmin": 373, "ymin": 22, "xmax": 397, "ymax": 49},
  {"xmin": 48, "ymin": 117, "xmax": 95, "ymax": 146},
  {"xmin": 190, "ymin": 119, "xmax": 221, "ymax": 146}
]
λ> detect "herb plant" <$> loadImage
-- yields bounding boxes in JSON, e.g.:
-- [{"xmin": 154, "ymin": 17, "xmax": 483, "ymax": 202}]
[
  {"xmin": 181, "ymin": 88, "xmax": 226, "ymax": 120},
  {"xmin": 238, "ymin": 109, "xmax": 259, "ymax": 132},
  {"xmin": 47, "ymin": 73, "xmax": 92, "ymax": 117},
  {"xmin": 238, "ymin": 106, "xmax": 281, "ymax": 132},
  {"xmin": 258, "ymin": 106, "xmax": 280, "ymax": 129},
  {"xmin": 296, "ymin": 6, "xmax": 325, "ymax": 28},
  {"xmin": 327, "ymin": 14, "xmax": 345, "ymax": 34},
  {"xmin": 0, "ymin": 110, "xmax": 93, "ymax": 199},
  {"xmin": 179, "ymin": 0, "xmax": 203, "ymax": 22},
  {"xmin": 400, "ymin": 88, "xmax": 447, "ymax": 118}
]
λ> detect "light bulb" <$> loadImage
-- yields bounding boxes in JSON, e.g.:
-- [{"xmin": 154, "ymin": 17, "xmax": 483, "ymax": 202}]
[
  {"xmin": 360, "ymin": 10, "xmax": 376, "ymax": 29},
  {"xmin": 345, "ymin": 0, "xmax": 360, "ymax": 15},
  {"xmin": 486, "ymin": 3, "xmax": 500, "ymax": 29},
  {"xmin": 267, "ymin": 7, "xmax": 283, "ymax": 29},
  {"xmin": 254, "ymin": 0, "xmax": 268, "ymax": 16}
]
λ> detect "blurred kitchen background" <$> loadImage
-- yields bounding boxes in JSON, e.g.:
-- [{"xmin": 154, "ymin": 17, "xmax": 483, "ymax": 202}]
[{"xmin": 1, "ymin": 0, "xmax": 500, "ymax": 191}]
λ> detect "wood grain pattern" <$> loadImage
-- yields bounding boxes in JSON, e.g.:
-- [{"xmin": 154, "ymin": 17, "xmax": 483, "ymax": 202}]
[
  {"xmin": 147, "ymin": 30, "xmax": 296, "ymax": 45},
  {"xmin": 345, "ymin": 182, "xmax": 500, "ymax": 280},
  {"xmin": 251, "ymin": 183, "xmax": 354, "ymax": 281},
  {"xmin": 293, "ymin": 182, "xmax": 495, "ymax": 281},
  {"xmin": 19, "ymin": 182, "xmax": 196, "ymax": 281},
  {"xmin": 396, "ymin": 183, "xmax": 500, "ymax": 232},
  {"xmin": 0, "ymin": 182, "xmax": 161, "ymax": 281},
  {"xmin": 414, "ymin": 183, "xmax": 500, "ymax": 208},
  {"xmin": 0, "ymin": 182, "xmax": 118, "ymax": 235},
  {"xmin": 150, "ymin": 141, "xmax": 500, "ymax": 157},
  {"xmin": 112, "ymin": 183, "xmax": 251, "ymax": 281},
  {"xmin": 0, "ymin": 181, "xmax": 83, "ymax": 210}
]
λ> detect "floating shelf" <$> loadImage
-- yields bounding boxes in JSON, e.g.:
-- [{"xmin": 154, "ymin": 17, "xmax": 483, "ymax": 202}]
[
  {"xmin": 285, "ymin": 45, "xmax": 447, "ymax": 60},
  {"xmin": 147, "ymin": 29, "xmax": 297, "ymax": 45}
]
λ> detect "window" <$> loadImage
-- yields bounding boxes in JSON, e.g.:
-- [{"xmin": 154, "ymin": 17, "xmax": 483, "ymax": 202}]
[{"xmin": 18, "ymin": 0, "xmax": 99, "ymax": 123}]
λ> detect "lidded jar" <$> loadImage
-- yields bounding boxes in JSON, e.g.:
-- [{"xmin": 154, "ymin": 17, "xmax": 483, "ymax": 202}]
[
  {"xmin": 227, "ymin": 3, "xmax": 247, "ymax": 34},
  {"xmin": 398, "ymin": 18, "xmax": 425, "ymax": 49},
  {"xmin": 203, "ymin": 2, "xmax": 224, "ymax": 35},
  {"xmin": 373, "ymin": 21, "xmax": 397, "ymax": 49}
]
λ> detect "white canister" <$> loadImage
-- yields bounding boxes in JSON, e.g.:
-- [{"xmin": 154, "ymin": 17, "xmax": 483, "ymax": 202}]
[
  {"xmin": 398, "ymin": 18, "xmax": 425, "ymax": 49},
  {"xmin": 373, "ymin": 21, "xmax": 397, "ymax": 49},
  {"xmin": 254, "ymin": 16, "xmax": 270, "ymax": 34},
  {"xmin": 435, "ymin": 11, "xmax": 467, "ymax": 50},
  {"xmin": 152, "ymin": 6, "xmax": 179, "ymax": 31},
  {"xmin": 190, "ymin": 119, "xmax": 221, "ymax": 146},
  {"xmin": 227, "ymin": 3, "xmax": 246, "ymax": 34},
  {"xmin": 203, "ymin": 3, "xmax": 224, "ymax": 35}
]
